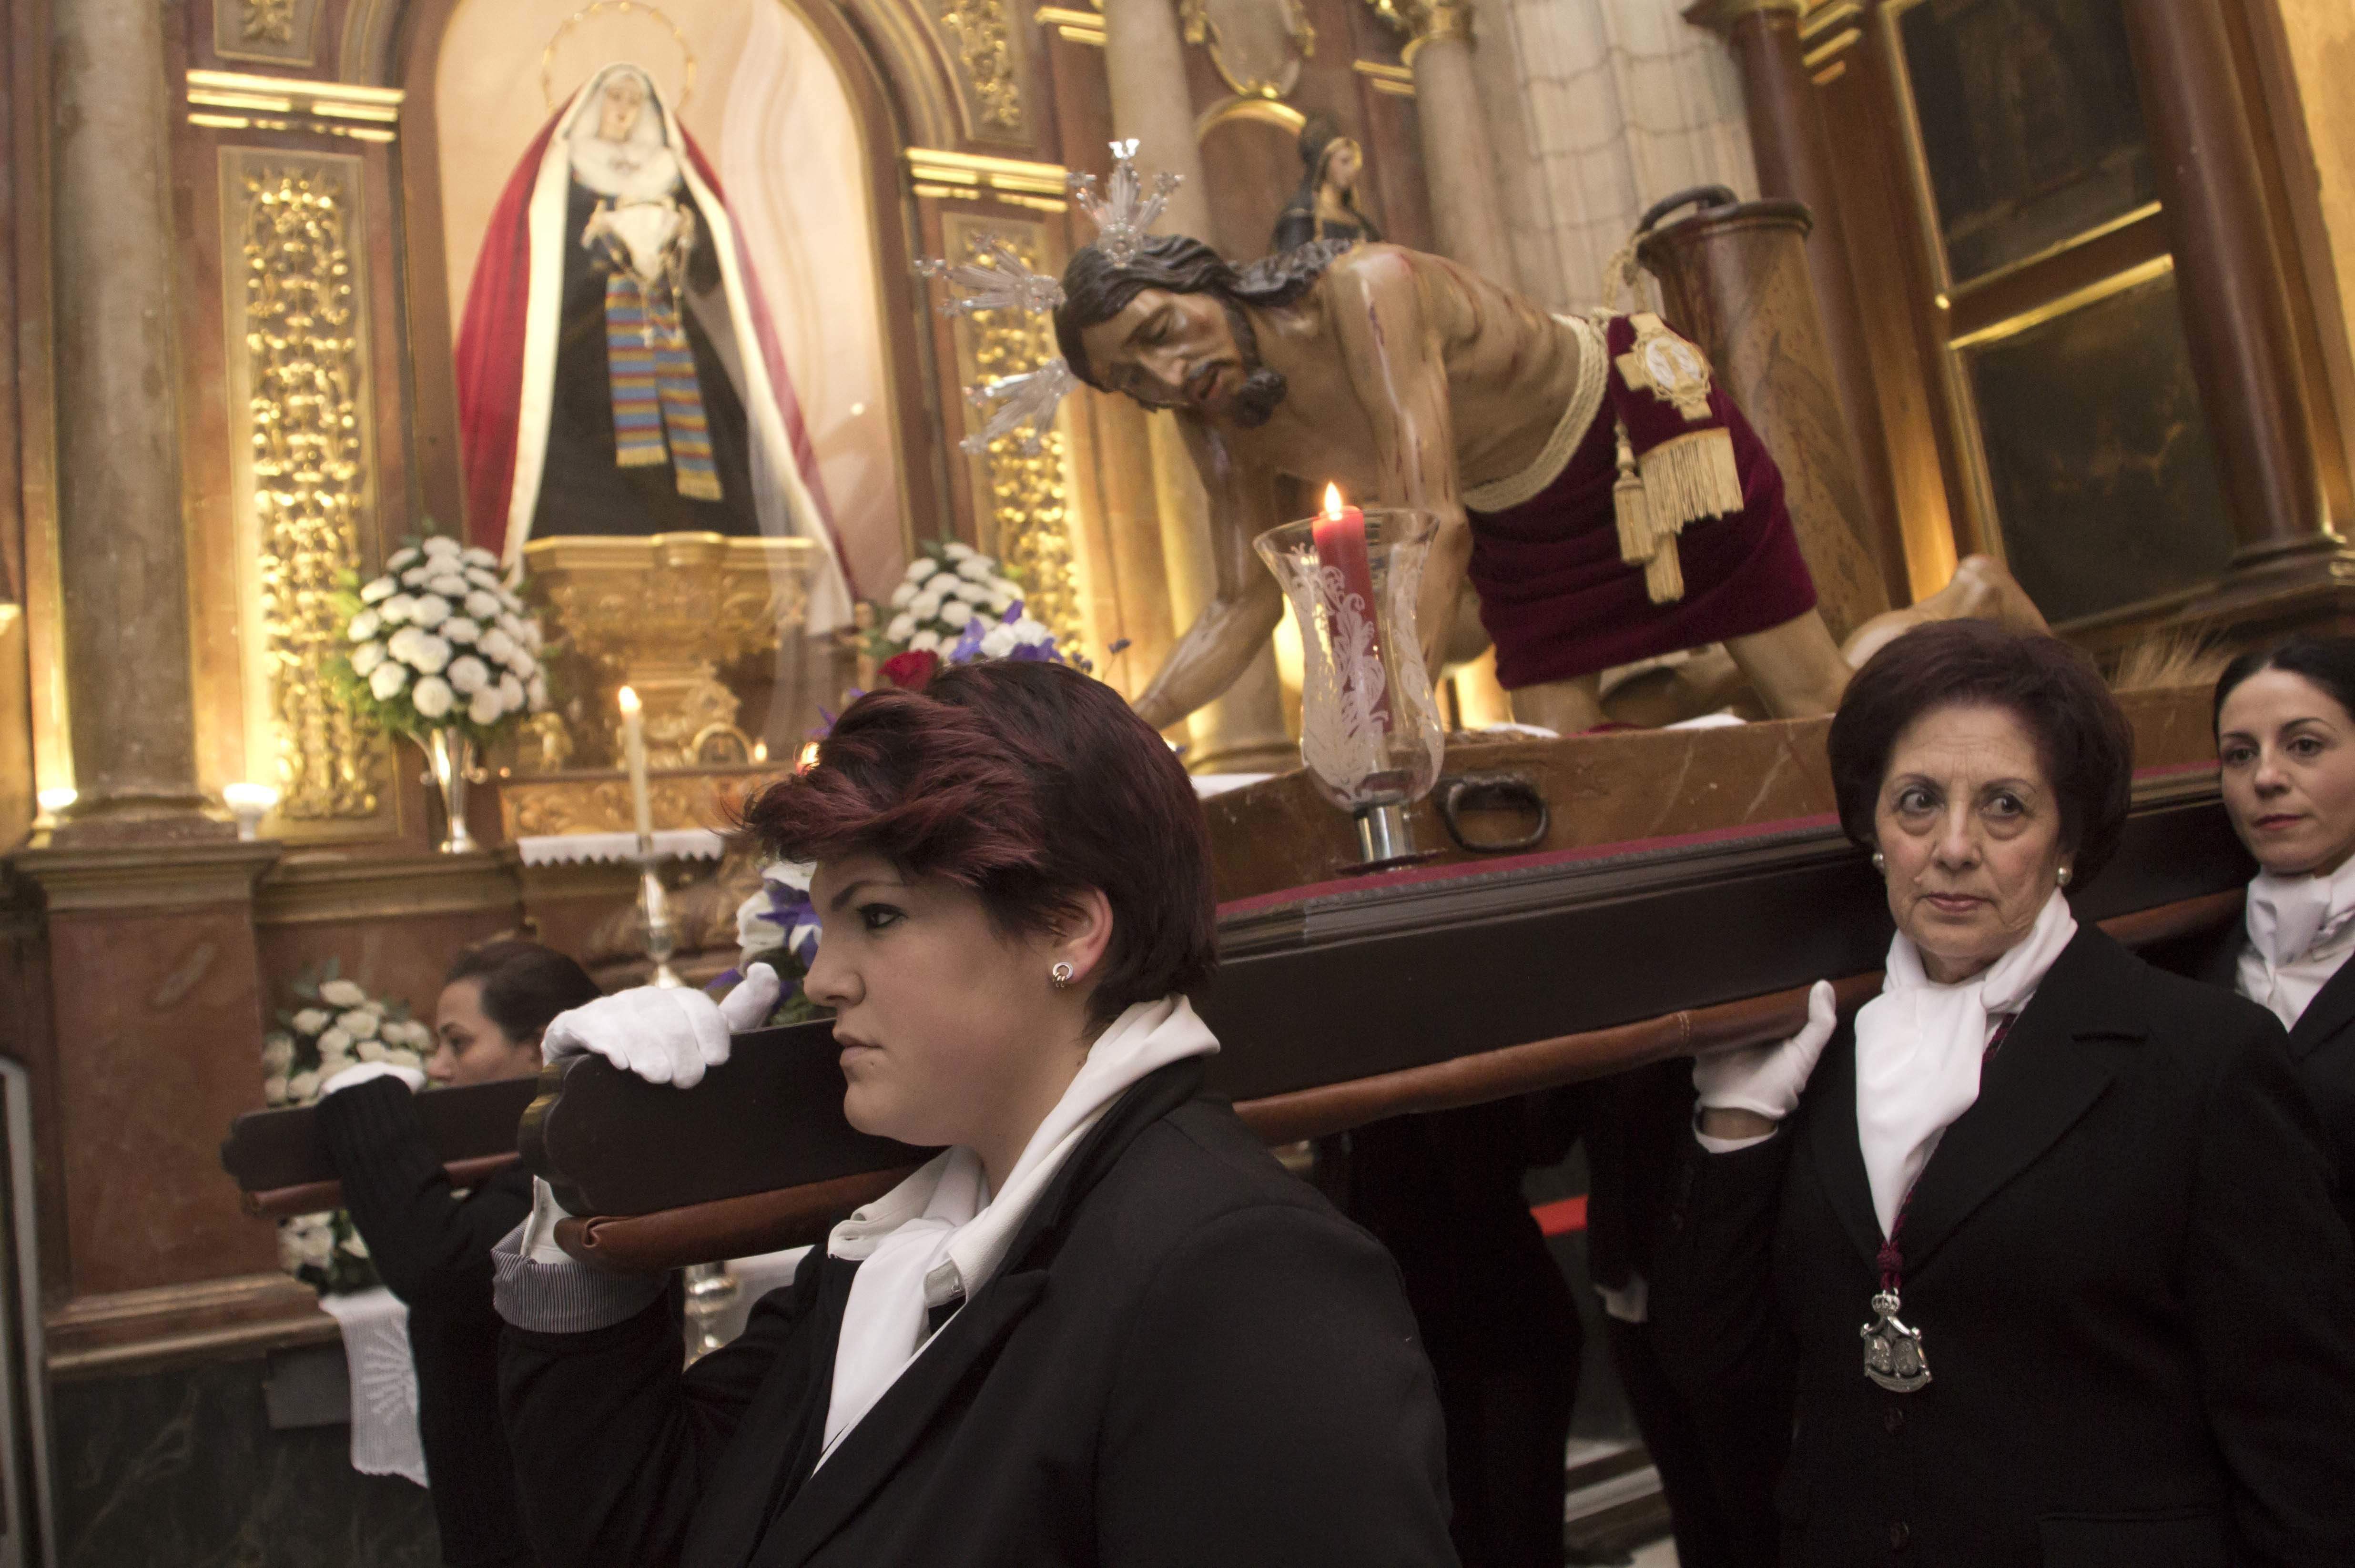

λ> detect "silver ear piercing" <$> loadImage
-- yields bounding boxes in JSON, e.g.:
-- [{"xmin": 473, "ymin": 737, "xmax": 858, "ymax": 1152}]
[{"xmin": 1871, "ymin": 851, "xmax": 1886, "ymax": 873}]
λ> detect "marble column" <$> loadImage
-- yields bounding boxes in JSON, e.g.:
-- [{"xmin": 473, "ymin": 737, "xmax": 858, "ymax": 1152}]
[
  {"xmin": 2121, "ymin": 0, "xmax": 2331, "ymax": 580},
  {"xmin": 1100, "ymin": 0, "xmax": 1296, "ymax": 772},
  {"xmin": 1392, "ymin": 0, "xmax": 1520, "ymax": 290},
  {"xmin": 1690, "ymin": 0, "xmax": 1908, "ymax": 605},
  {"xmin": 49, "ymin": 0, "xmax": 218, "ymax": 837}
]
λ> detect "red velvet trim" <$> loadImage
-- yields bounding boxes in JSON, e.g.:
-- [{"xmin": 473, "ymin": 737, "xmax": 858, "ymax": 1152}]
[{"xmin": 452, "ymin": 109, "xmax": 563, "ymax": 557}]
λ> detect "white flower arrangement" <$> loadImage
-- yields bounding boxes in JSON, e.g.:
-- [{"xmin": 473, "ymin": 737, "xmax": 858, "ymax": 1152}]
[
  {"xmin": 265, "ymin": 959, "xmax": 432, "ymax": 1295},
  {"xmin": 862, "ymin": 544, "xmax": 1087, "ymax": 686},
  {"xmin": 332, "ymin": 535, "xmax": 550, "ymax": 744}
]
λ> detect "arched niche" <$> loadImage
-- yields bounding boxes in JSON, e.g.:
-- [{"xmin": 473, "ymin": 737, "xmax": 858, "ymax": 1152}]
[
  {"xmin": 1197, "ymin": 96, "xmax": 1309, "ymax": 263},
  {"xmin": 384, "ymin": 0, "xmax": 953, "ymax": 597}
]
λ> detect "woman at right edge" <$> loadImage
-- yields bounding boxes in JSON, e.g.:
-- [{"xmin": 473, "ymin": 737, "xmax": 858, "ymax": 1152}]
[{"xmin": 1650, "ymin": 620, "xmax": 2355, "ymax": 1566}]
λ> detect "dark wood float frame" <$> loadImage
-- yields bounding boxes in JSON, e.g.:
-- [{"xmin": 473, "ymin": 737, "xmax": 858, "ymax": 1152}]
[{"xmin": 223, "ymin": 761, "xmax": 2253, "ymax": 1271}]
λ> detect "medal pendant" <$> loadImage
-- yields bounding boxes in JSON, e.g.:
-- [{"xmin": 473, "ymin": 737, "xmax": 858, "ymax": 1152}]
[{"xmin": 1860, "ymin": 1290, "xmax": 1930, "ymax": 1392}]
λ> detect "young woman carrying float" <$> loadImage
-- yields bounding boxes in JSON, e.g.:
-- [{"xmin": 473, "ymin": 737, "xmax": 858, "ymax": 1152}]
[{"xmin": 489, "ymin": 660, "xmax": 1456, "ymax": 1568}]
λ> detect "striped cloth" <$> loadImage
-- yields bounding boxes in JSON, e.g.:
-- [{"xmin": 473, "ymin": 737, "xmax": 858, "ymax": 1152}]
[{"xmin": 604, "ymin": 271, "xmax": 724, "ymax": 501}]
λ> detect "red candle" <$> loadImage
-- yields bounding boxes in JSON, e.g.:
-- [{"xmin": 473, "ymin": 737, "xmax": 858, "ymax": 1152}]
[{"xmin": 1311, "ymin": 484, "xmax": 1391, "ymax": 728}]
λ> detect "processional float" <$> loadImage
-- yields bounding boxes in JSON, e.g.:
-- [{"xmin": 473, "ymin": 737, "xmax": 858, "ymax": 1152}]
[{"xmin": 222, "ymin": 169, "xmax": 2256, "ymax": 1273}]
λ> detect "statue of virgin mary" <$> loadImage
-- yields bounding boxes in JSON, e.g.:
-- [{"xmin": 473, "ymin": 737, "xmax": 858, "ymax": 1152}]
[{"xmin": 454, "ymin": 62, "xmax": 854, "ymax": 631}]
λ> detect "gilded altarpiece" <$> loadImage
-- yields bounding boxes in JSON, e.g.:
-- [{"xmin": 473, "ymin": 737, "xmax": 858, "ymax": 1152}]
[
  {"xmin": 938, "ymin": 212, "xmax": 1090, "ymax": 658},
  {"xmin": 217, "ymin": 147, "xmax": 398, "ymax": 841}
]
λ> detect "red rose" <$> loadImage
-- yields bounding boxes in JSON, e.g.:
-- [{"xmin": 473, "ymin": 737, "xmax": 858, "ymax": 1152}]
[{"xmin": 880, "ymin": 650, "xmax": 941, "ymax": 690}]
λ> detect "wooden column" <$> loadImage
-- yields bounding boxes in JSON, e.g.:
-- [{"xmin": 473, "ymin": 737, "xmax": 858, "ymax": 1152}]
[
  {"xmin": 1690, "ymin": 0, "xmax": 1907, "ymax": 604},
  {"xmin": 1100, "ymin": 0, "xmax": 1294, "ymax": 772},
  {"xmin": 2122, "ymin": 0, "xmax": 2330, "ymax": 581},
  {"xmin": 46, "ymin": 0, "xmax": 218, "ymax": 838}
]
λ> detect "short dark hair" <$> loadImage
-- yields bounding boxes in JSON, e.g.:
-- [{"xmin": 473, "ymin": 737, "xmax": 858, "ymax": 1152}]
[
  {"xmin": 1827, "ymin": 620, "xmax": 2134, "ymax": 887},
  {"xmin": 2212, "ymin": 635, "xmax": 2355, "ymax": 735},
  {"xmin": 737, "ymin": 660, "xmax": 1216, "ymax": 1028},
  {"xmin": 444, "ymin": 940, "xmax": 602, "ymax": 1045},
  {"xmin": 1053, "ymin": 234, "xmax": 1348, "ymax": 389}
]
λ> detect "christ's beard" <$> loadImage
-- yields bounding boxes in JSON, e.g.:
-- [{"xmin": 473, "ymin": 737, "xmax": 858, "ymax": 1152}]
[
  {"xmin": 1229, "ymin": 367, "xmax": 1287, "ymax": 428},
  {"xmin": 1219, "ymin": 298, "xmax": 1286, "ymax": 428}
]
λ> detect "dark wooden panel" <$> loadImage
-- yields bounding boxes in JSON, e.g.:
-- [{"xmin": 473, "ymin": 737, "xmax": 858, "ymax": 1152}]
[{"xmin": 220, "ymin": 1075, "xmax": 538, "ymax": 1199}]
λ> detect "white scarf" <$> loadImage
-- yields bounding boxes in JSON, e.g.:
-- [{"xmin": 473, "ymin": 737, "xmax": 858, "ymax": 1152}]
[
  {"xmin": 815, "ymin": 996, "xmax": 1219, "ymax": 1466},
  {"xmin": 2238, "ymin": 860, "xmax": 2355, "ymax": 1030},
  {"xmin": 1854, "ymin": 890, "xmax": 2077, "ymax": 1236}
]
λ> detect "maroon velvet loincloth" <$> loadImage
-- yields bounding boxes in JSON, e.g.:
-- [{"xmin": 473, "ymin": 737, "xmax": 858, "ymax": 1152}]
[{"xmin": 1466, "ymin": 381, "xmax": 1817, "ymax": 689}]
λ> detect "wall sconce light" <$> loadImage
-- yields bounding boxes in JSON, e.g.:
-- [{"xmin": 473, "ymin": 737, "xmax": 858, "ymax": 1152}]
[{"xmin": 223, "ymin": 782, "xmax": 280, "ymax": 840}]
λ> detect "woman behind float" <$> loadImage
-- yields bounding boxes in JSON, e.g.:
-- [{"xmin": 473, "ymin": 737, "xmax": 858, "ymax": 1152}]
[
  {"xmin": 2192, "ymin": 634, "xmax": 2355, "ymax": 1228},
  {"xmin": 1649, "ymin": 619, "xmax": 2355, "ymax": 1566},
  {"xmin": 489, "ymin": 659, "xmax": 1455, "ymax": 1568},
  {"xmin": 314, "ymin": 939, "xmax": 601, "ymax": 1568}
]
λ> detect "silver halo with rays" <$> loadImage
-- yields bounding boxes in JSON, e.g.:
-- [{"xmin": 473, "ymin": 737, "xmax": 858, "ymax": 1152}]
[{"xmin": 914, "ymin": 140, "xmax": 1183, "ymax": 455}]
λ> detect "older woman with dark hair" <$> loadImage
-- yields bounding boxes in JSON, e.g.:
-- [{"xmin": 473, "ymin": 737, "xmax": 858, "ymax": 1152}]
[
  {"xmin": 1651, "ymin": 620, "xmax": 2355, "ymax": 1567},
  {"xmin": 316, "ymin": 938, "xmax": 602, "ymax": 1568},
  {"xmin": 488, "ymin": 659, "xmax": 1456, "ymax": 1568}
]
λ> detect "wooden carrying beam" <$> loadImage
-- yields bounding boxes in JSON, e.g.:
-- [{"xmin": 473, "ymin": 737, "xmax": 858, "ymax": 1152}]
[{"xmin": 546, "ymin": 888, "xmax": 2244, "ymax": 1273}]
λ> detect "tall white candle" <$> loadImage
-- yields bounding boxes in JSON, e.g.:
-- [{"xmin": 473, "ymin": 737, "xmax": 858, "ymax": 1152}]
[{"xmin": 618, "ymin": 686, "xmax": 653, "ymax": 842}]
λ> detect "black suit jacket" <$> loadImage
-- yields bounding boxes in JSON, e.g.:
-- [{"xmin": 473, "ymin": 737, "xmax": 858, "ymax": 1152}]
[
  {"xmin": 319, "ymin": 1076, "xmax": 538, "ymax": 1568},
  {"xmin": 498, "ymin": 1059, "xmax": 1458, "ymax": 1568},
  {"xmin": 2152, "ymin": 912, "xmax": 2355, "ymax": 1230},
  {"xmin": 1651, "ymin": 925, "xmax": 2355, "ymax": 1568}
]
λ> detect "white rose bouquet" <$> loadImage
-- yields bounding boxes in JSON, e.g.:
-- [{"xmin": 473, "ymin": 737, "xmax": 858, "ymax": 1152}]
[
  {"xmin": 865, "ymin": 543, "xmax": 1086, "ymax": 689},
  {"xmin": 331, "ymin": 533, "xmax": 549, "ymax": 744},
  {"xmin": 263, "ymin": 960, "xmax": 435, "ymax": 1295}
]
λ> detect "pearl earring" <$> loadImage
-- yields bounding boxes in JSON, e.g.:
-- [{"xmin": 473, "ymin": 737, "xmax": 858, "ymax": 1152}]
[
  {"xmin": 1050, "ymin": 961, "xmax": 1075, "ymax": 991},
  {"xmin": 2057, "ymin": 865, "xmax": 2072, "ymax": 888},
  {"xmin": 1871, "ymin": 851, "xmax": 1886, "ymax": 873}
]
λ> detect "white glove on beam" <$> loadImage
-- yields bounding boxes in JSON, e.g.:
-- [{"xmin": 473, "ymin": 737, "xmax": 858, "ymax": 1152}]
[
  {"xmin": 1693, "ymin": 980, "xmax": 1837, "ymax": 1123},
  {"xmin": 319, "ymin": 1062, "xmax": 427, "ymax": 1097},
  {"xmin": 538, "ymin": 962, "xmax": 783, "ymax": 1090}
]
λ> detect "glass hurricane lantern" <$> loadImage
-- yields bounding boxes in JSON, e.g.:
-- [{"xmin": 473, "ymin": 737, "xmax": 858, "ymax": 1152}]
[{"xmin": 1253, "ymin": 506, "xmax": 1447, "ymax": 868}]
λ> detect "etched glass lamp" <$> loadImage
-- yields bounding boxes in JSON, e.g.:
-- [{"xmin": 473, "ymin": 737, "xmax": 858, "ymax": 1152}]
[{"xmin": 1254, "ymin": 487, "xmax": 1447, "ymax": 867}]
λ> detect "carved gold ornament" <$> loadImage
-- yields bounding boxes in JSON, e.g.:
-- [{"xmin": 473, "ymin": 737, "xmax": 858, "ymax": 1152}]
[
  {"xmin": 1360, "ymin": 0, "xmax": 1470, "ymax": 62},
  {"xmin": 1614, "ymin": 313, "xmax": 1717, "ymax": 422},
  {"xmin": 946, "ymin": 225, "xmax": 1081, "ymax": 651},
  {"xmin": 1181, "ymin": 0, "xmax": 1316, "ymax": 101},
  {"xmin": 937, "ymin": 0, "xmax": 1026, "ymax": 133},
  {"xmin": 239, "ymin": 162, "xmax": 384, "ymax": 821},
  {"xmin": 243, "ymin": 0, "xmax": 296, "ymax": 43}
]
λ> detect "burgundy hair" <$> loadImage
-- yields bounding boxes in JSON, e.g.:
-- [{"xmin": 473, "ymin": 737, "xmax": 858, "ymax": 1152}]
[
  {"xmin": 738, "ymin": 660, "xmax": 1216, "ymax": 1026},
  {"xmin": 1827, "ymin": 620, "xmax": 2134, "ymax": 888}
]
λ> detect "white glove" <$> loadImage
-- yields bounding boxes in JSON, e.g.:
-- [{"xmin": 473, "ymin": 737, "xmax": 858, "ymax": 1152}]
[
  {"xmin": 319, "ymin": 1062, "xmax": 427, "ymax": 1097},
  {"xmin": 720, "ymin": 961, "xmax": 783, "ymax": 1031},
  {"xmin": 538, "ymin": 962, "xmax": 782, "ymax": 1089},
  {"xmin": 1693, "ymin": 979, "xmax": 1837, "ymax": 1122}
]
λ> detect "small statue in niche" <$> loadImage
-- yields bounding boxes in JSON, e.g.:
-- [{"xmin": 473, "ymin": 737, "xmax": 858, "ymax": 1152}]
[{"xmin": 1269, "ymin": 112, "xmax": 1382, "ymax": 254}]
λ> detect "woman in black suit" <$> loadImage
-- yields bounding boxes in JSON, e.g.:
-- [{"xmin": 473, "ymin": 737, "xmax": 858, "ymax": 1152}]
[
  {"xmin": 315, "ymin": 939, "xmax": 601, "ymax": 1568},
  {"xmin": 2195, "ymin": 636, "xmax": 2355, "ymax": 1226},
  {"xmin": 489, "ymin": 659, "xmax": 1456, "ymax": 1568},
  {"xmin": 1651, "ymin": 620, "xmax": 2355, "ymax": 1567}
]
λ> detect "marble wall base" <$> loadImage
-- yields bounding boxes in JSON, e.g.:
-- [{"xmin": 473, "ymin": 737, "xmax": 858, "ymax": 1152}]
[{"xmin": 51, "ymin": 1355, "xmax": 437, "ymax": 1567}]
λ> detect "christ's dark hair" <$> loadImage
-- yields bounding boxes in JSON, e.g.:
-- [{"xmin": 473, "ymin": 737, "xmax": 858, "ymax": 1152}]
[
  {"xmin": 1054, "ymin": 235, "xmax": 1350, "ymax": 390},
  {"xmin": 1827, "ymin": 620, "xmax": 2133, "ymax": 889},
  {"xmin": 737, "ymin": 660, "xmax": 1216, "ymax": 1028},
  {"xmin": 2212, "ymin": 635, "xmax": 2355, "ymax": 737},
  {"xmin": 444, "ymin": 940, "xmax": 602, "ymax": 1046}
]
